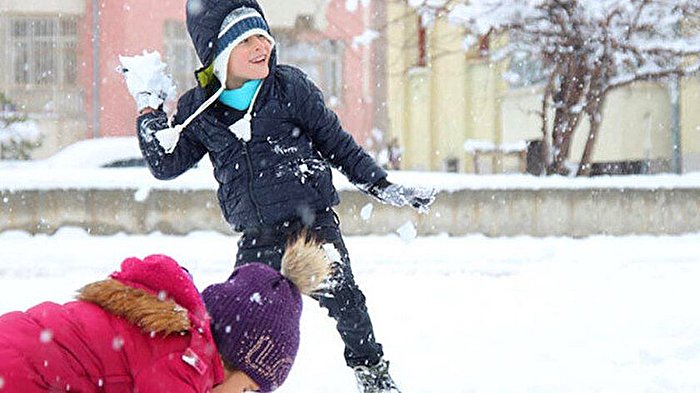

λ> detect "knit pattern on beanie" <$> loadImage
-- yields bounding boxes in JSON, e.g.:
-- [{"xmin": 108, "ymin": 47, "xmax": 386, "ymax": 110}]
[
  {"xmin": 212, "ymin": 6, "xmax": 275, "ymax": 86},
  {"xmin": 216, "ymin": 7, "xmax": 272, "ymax": 57}
]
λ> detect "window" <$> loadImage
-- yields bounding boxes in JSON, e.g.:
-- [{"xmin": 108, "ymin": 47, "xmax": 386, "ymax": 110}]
[
  {"xmin": 163, "ymin": 21, "xmax": 201, "ymax": 95},
  {"xmin": 7, "ymin": 16, "xmax": 77, "ymax": 87},
  {"xmin": 1, "ymin": 15, "xmax": 81, "ymax": 115},
  {"xmin": 276, "ymin": 34, "xmax": 344, "ymax": 103},
  {"xmin": 444, "ymin": 157, "xmax": 460, "ymax": 173}
]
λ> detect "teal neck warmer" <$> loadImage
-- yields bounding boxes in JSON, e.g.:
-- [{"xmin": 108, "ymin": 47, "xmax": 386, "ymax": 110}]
[{"xmin": 219, "ymin": 79, "xmax": 262, "ymax": 111}]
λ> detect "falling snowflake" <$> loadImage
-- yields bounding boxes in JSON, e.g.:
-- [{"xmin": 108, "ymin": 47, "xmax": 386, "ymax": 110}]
[
  {"xmin": 39, "ymin": 329, "xmax": 53, "ymax": 344},
  {"xmin": 250, "ymin": 292, "xmax": 263, "ymax": 305},
  {"xmin": 360, "ymin": 203, "xmax": 374, "ymax": 221},
  {"xmin": 112, "ymin": 336, "xmax": 125, "ymax": 351},
  {"xmin": 134, "ymin": 187, "xmax": 150, "ymax": 202},
  {"xmin": 397, "ymin": 221, "xmax": 417, "ymax": 242}
]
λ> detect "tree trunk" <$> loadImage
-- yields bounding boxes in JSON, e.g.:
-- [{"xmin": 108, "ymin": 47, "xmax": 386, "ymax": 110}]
[
  {"xmin": 577, "ymin": 96, "xmax": 606, "ymax": 176},
  {"xmin": 549, "ymin": 105, "xmax": 584, "ymax": 175},
  {"xmin": 547, "ymin": 55, "xmax": 588, "ymax": 175},
  {"xmin": 538, "ymin": 73, "xmax": 555, "ymax": 176}
]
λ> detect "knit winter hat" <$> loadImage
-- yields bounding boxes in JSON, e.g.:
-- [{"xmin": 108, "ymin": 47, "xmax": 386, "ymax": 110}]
[
  {"xmin": 110, "ymin": 254, "xmax": 207, "ymax": 326},
  {"xmin": 202, "ymin": 235, "xmax": 330, "ymax": 392},
  {"xmin": 212, "ymin": 6, "xmax": 275, "ymax": 87}
]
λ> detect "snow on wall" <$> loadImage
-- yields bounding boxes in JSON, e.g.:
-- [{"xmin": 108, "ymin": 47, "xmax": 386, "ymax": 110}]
[{"xmin": 1, "ymin": 167, "xmax": 700, "ymax": 193}]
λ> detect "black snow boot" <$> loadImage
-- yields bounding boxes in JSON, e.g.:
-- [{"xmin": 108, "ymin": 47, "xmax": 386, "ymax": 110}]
[{"xmin": 353, "ymin": 358, "xmax": 402, "ymax": 393}]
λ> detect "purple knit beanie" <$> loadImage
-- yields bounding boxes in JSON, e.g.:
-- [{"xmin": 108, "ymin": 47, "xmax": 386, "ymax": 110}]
[
  {"xmin": 202, "ymin": 235, "xmax": 330, "ymax": 391},
  {"xmin": 203, "ymin": 263, "xmax": 301, "ymax": 391}
]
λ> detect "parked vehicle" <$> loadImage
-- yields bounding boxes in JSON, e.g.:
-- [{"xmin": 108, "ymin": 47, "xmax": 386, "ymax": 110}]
[{"xmin": 0, "ymin": 137, "xmax": 211, "ymax": 170}]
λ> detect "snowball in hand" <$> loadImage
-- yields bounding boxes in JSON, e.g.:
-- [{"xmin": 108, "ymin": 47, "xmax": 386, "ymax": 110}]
[{"xmin": 118, "ymin": 51, "xmax": 177, "ymax": 111}]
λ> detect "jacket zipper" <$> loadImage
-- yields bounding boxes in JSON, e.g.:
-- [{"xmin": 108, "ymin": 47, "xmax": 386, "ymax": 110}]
[
  {"xmin": 241, "ymin": 141, "xmax": 265, "ymax": 225},
  {"xmin": 208, "ymin": 108, "xmax": 265, "ymax": 226}
]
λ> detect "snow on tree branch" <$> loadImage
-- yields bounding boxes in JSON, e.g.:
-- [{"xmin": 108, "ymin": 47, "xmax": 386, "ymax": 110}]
[
  {"xmin": 414, "ymin": 0, "xmax": 700, "ymax": 82},
  {"xmin": 609, "ymin": 62, "xmax": 700, "ymax": 90},
  {"xmin": 408, "ymin": 0, "xmax": 451, "ymax": 26}
]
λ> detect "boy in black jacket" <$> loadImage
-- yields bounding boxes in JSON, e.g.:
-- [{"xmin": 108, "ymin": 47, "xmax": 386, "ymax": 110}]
[{"xmin": 123, "ymin": 1, "xmax": 435, "ymax": 391}]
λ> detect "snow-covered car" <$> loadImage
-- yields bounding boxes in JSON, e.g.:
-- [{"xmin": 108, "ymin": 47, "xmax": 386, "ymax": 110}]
[
  {"xmin": 0, "ymin": 136, "xmax": 144, "ymax": 169},
  {"xmin": 0, "ymin": 136, "xmax": 216, "ymax": 190},
  {"xmin": 0, "ymin": 136, "xmax": 211, "ymax": 170},
  {"xmin": 41, "ymin": 136, "xmax": 146, "ymax": 168}
]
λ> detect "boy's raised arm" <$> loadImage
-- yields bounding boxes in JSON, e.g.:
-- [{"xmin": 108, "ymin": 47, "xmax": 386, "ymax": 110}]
[
  {"xmin": 293, "ymin": 73, "xmax": 386, "ymax": 187},
  {"xmin": 120, "ymin": 51, "xmax": 207, "ymax": 180},
  {"xmin": 293, "ymin": 72, "xmax": 436, "ymax": 213},
  {"xmin": 136, "ymin": 98, "xmax": 207, "ymax": 181}
]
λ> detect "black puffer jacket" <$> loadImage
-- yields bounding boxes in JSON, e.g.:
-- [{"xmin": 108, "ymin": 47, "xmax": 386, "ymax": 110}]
[{"xmin": 136, "ymin": 0, "xmax": 386, "ymax": 231}]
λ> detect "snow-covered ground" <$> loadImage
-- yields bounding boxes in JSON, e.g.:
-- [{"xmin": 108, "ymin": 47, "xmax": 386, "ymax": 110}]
[{"xmin": 1, "ymin": 229, "xmax": 699, "ymax": 392}]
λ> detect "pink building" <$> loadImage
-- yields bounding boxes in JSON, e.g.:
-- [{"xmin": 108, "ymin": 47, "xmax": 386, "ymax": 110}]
[
  {"xmin": 0, "ymin": 0, "xmax": 382, "ymax": 156},
  {"xmin": 79, "ymin": 0, "xmax": 187, "ymax": 138}
]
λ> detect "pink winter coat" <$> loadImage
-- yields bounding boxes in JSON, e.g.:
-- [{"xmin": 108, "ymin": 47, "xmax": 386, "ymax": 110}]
[{"xmin": 0, "ymin": 255, "xmax": 224, "ymax": 392}]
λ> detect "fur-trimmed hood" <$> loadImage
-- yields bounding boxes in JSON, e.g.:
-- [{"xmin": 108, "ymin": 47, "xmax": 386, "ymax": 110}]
[
  {"xmin": 75, "ymin": 254, "xmax": 210, "ymax": 336},
  {"xmin": 78, "ymin": 279, "xmax": 192, "ymax": 336}
]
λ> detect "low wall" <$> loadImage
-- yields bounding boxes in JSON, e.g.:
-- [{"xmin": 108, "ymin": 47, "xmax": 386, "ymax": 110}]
[{"xmin": 2, "ymin": 188, "xmax": 699, "ymax": 237}]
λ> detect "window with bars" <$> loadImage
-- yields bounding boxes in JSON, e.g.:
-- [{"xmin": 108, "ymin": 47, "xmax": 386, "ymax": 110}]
[
  {"xmin": 163, "ymin": 20, "xmax": 200, "ymax": 95},
  {"xmin": 8, "ymin": 16, "xmax": 77, "ymax": 87},
  {"xmin": 276, "ymin": 35, "xmax": 344, "ymax": 103}
]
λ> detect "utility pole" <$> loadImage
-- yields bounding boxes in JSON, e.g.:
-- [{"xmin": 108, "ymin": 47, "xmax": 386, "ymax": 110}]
[
  {"xmin": 92, "ymin": 0, "xmax": 101, "ymax": 138},
  {"xmin": 669, "ymin": 74, "xmax": 682, "ymax": 174},
  {"xmin": 670, "ymin": 21, "xmax": 683, "ymax": 175}
]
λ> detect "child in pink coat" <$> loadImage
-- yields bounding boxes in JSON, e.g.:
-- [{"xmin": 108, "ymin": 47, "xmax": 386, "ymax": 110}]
[{"xmin": 0, "ymin": 235, "xmax": 328, "ymax": 393}]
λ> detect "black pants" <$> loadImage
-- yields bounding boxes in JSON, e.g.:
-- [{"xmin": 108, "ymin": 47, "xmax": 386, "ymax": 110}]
[{"xmin": 233, "ymin": 209, "xmax": 384, "ymax": 368}]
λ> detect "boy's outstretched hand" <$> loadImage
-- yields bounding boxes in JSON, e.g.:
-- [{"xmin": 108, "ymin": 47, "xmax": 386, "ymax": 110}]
[
  {"xmin": 368, "ymin": 178, "xmax": 437, "ymax": 214},
  {"xmin": 118, "ymin": 50, "xmax": 176, "ymax": 113}
]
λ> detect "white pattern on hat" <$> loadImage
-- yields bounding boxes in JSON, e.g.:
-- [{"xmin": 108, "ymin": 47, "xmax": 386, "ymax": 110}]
[{"xmin": 218, "ymin": 7, "xmax": 264, "ymax": 38}]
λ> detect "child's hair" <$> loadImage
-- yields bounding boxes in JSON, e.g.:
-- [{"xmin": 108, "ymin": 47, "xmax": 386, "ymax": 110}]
[
  {"xmin": 221, "ymin": 357, "xmax": 237, "ymax": 373},
  {"xmin": 202, "ymin": 233, "xmax": 330, "ymax": 391}
]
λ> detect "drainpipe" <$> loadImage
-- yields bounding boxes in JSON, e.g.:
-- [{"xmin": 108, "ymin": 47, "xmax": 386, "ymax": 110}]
[
  {"xmin": 371, "ymin": 0, "xmax": 388, "ymax": 141},
  {"xmin": 669, "ymin": 21, "xmax": 682, "ymax": 174},
  {"xmin": 91, "ymin": 0, "xmax": 101, "ymax": 138},
  {"xmin": 670, "ymin": 74, "xmax": 682, "ymax": 174}
]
